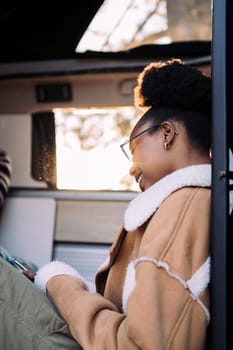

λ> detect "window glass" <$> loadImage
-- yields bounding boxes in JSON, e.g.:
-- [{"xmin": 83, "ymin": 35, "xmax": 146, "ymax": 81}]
[
  {"xmin": 76, "ymin": 0, "xmax": 212, "ymax": 53},
  {"xmin": 54, "ymin": 107, "xmax": 140, "ymax": 191}
]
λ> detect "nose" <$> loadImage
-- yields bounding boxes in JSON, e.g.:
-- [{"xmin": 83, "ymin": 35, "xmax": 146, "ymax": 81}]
[
  {"xmin": 129, "ymin": 164, "xmax": 138, "ymax": 177},
  {"xmin": 129, "ymin": 165, "xmax": 135, "ymax": 176}
]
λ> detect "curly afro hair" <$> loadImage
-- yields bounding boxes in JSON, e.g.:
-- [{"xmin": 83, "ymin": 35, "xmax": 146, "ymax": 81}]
[{"xmin": 134, "ymin": 58, "xmax": 211, "ymax": 117}]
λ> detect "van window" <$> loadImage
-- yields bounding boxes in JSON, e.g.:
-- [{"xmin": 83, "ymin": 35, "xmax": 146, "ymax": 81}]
[
  {"xmin": 54, "ymin": 107, "xmax": 140, "ymax": 191},
  {"xmin": 77, "ymin": 0, "xmax": 212, "ymax": 53}
]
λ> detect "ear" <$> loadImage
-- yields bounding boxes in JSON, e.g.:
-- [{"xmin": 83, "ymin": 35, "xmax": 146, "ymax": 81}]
[{"xmin": 160, "ymin": 121, "xmax": 179, "ymax": 147}]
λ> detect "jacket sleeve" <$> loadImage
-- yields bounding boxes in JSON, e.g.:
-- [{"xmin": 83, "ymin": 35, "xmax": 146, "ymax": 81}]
[
  {"xmin": 0, "ymin": 150, "xmax": 11, "ymax": 208},
  {"xmin": 46, "ymin": 275, "xmax": 141, "ymax": 350},
  {"xmin": 46, "ymin": 187, "xmax": 210, "ymax": 350}
]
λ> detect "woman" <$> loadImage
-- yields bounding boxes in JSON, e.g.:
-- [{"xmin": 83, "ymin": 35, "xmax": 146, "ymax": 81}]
[
  {"xmin": 35, "ymin": 59, "xmax": 212, "ymax": 349},
  {"xmin": 0, "ymin": 58, "xmax": 211, "ymax": 350}
]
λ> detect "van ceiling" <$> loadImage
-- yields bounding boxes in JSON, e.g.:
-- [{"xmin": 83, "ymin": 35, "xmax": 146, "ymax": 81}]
[{"xmin": 0, "ymin": 0, "xmax": 104, "ymax": 62}]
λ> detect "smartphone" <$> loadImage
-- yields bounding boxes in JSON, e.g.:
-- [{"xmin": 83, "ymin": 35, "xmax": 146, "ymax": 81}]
[{"xmin": 11, "ymin": 258, "xmax": 35, "ymax": 273}]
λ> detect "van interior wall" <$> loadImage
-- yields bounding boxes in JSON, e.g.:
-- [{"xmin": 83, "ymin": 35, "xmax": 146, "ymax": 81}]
[{"xmin": 0, "ymin": 72, "xmax": 137, "ymax": 114}]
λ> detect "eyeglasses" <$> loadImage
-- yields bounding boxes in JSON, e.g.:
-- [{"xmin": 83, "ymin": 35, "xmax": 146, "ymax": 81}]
[{"xmin": 120, "ymin": 123, "xmax": 161, "ymax": 160}]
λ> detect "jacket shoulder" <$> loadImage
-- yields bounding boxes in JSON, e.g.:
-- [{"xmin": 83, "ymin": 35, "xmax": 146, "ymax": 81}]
[{"xmin": 140, "ymin": 186, "xmax": 211, "ymax": 278}]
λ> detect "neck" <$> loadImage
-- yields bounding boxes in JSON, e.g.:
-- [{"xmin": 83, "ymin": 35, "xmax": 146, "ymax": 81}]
[
  {"xmin": 178, "ymin": 155, "xmax": 211, "ymax": 170},
  {"xmin": 172, "ymin": 140, "xmax": 211, "ymax": 170}
]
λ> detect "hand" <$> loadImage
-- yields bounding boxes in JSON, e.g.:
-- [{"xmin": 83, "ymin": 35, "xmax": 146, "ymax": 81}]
[
  {"xmin": 11, "ymin": 258, "xmax": 36, "ymax": 282},
  {"xmin": 21, "ymin": 269, "xmax": 36, "ymax": 282}
]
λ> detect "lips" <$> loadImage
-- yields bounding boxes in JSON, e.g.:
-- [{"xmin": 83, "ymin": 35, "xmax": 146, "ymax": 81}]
[
  {"xmin": 136, "ymin": 173, "xmax": 143, "ymax": 188},
  {"xmin": 137, "ymin": 174, "xmax": 143, "ymax": 184},
  {"xmin": 132, "ymin": 168, "xmax": 144, "ymax": 190}
]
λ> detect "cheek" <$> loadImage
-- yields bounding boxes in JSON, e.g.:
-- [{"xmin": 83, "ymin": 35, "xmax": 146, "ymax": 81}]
[
  {"xmin": 142, "ymin": 152, "xmax": 171, "ymax": 186},
  {"xmin": 132, "ymin": 138, "xmax": 171, "ymax": 185},
  {"xmin": 145, "ymin": 159, "xmax": 167, "ymax": 183}
]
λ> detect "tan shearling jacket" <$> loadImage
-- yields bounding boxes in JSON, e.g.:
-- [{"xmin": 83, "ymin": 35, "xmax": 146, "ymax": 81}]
[{"xmin": 47, "ymin": 164, "xmax": 211, "ymax": 350}]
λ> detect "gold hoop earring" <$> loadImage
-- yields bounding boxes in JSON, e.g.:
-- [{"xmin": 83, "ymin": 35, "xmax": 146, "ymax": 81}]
[{"xmin": 164, "ymin": 142, "xmax": 170, "ymax": 150}]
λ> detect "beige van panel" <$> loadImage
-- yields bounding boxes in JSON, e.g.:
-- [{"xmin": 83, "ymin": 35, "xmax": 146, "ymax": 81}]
[
  {"xmin": 0, "ymin": 72, "xmax": 137, "ymax": 114},
  {"xmin": 55, "ymin": 199, "xmax": 129, "ymax": 243}
]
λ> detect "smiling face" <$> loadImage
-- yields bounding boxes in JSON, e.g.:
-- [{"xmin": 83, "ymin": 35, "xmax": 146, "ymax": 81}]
[{"xmin": 129, "ymin": 121, "xmax": 178, "ymax": 191}]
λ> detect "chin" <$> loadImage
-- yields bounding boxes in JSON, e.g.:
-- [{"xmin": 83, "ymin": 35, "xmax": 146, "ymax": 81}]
[{"xmin": 139, "ymin": 183, "xmax": 146, "ymax": 192}]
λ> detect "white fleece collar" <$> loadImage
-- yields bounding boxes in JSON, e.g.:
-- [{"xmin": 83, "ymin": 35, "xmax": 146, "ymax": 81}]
[{"xmin": 124, "ymin": 164, "xmax": 211, "ymax": 231}]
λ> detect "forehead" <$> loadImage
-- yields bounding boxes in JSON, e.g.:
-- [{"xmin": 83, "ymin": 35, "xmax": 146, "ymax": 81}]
[
  {"xmin": 130, "ymin": 107, "xmax": 157, "ymax": 138},
  {"xmin": 130, "ymin": 120, "xmax": 154, "ymax": 139}
]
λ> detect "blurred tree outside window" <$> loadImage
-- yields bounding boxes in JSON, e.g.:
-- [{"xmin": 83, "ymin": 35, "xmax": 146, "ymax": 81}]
[
  {"xmin": 76, "ymin": 0, "xmax": 212, "ymax": 53},
  {"xmin": 55, "ymin": 108, "xmax": 141, "ymax": 191}
]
